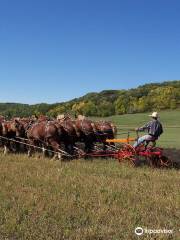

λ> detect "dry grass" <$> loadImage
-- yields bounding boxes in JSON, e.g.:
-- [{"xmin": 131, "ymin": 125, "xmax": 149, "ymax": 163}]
[{"xmin": 0, "ymin": 153, "xmax": 179, "ymax": 240}]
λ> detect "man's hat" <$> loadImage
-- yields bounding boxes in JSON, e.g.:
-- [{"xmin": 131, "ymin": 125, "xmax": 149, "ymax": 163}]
[{"xmin": 149, "ymin": 112, "xmax": 159, "ymax": 118}]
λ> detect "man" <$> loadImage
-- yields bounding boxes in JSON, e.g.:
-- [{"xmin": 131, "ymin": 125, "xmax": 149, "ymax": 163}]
[{"xmin": 133, "ymin": 112, "xmax": 163, "ymax": 148}]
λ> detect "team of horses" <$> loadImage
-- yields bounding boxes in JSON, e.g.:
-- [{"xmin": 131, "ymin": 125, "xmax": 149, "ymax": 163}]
[{"xmin": 0, "ymin": 115, "xmax": 117, "ymax": 159}]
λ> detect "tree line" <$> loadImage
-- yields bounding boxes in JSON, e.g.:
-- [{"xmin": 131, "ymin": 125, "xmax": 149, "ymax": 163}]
[{"xmin": 1, "ymin": 80, "xmax": 180, "ymax": 118}]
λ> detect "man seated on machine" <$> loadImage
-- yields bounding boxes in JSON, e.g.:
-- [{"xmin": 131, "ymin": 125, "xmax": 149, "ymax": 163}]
[{"xmin": 133, "ymin": 112, "xmax": 163, "ymax": 148}]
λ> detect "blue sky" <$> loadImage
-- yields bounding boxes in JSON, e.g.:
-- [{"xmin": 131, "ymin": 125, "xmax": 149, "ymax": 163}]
[{"xmin": 0, "ymin": 0, "xmax": 180, "ymax": 104}]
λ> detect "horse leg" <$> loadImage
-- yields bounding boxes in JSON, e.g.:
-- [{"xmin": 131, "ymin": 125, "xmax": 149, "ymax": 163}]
[
  {"xmin": 48, "ymin": 138, "xmax": 62, "ymax": 160},
  {"xmin": 84, "ymin": 138, "xmax": 89, "ymax": 153},
  {"xmin": 27, "ymin": 139, "xmax": 35, "ymax": 157},
  {"xmin": 65, "ymin": 139, "xmax": 74, "ymax": 156},
  {"xmin": 28, "ymin": 147, "xmax": 33, "ymax": 157},
  {"xmin": 42, "ymin": 146, "xmax": 46, "ymax": 157},
  {"xmin": 4, "ymin": 145, "xmax": 8, "ymax": 155},
  {"xmin": 58, "ymin": 152, "xmax": 62, "ymax": 160},
  {"xmin": 84, "ymin": 134, "xmax": 94, "ymax": 153},
  {"xmin": 3, "ymin": 140, "xmax": 10, "ymax": 155},
  {"xmin": 69, "ymin": 142, "xmax": 75, "ymax": 155}
]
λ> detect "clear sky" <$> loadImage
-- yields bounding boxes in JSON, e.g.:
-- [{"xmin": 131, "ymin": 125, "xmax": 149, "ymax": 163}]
[{"xmin": 0, "ymin": 0, "xmax": 180, "ymax": 104}]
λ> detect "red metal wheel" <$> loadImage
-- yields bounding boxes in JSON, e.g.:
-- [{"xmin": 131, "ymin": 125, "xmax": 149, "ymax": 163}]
[
  {"xmin": 117, "ymin": 144, "xmax": 137, "ymax": 166},
  {"xmin": 121, "ymin": 143, "xmax": 136, "ymax": 155}
]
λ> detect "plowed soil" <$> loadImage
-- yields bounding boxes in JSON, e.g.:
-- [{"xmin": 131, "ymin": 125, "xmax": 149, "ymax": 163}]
[{"xmin": 164, "ymin": 148, "xmax": 180, "ymax": 168}]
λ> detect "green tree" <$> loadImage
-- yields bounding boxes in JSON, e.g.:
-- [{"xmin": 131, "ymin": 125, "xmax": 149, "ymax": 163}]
[
  {"xmin": 97, "ymin": 101, "xmax": 115, "ymax": 117},
  {"xmin": 82, "ymin": 101, "xmax": 97, "ymax": 116},
  {"xmin": 148, "ymin": 86, "xmax": 177, "ymax": 110},
  {"xmin": 115, "ymin": 95, "xmax": 129, "ymax": 114}
]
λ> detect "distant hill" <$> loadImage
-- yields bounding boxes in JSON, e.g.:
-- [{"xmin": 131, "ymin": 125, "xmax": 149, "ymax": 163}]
[{"xmin": 0, "ymin": 80, "xmax": 180, "ymax": 118}]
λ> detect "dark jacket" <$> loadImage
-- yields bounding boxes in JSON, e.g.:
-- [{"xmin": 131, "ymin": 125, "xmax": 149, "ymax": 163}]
[{"xmin": 138, "ymin": 119, "xmax": 163, "ymax": 138}]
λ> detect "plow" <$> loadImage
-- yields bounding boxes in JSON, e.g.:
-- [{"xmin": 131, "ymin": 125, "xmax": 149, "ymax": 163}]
[
  {"xmin": 0, "ymin": 131, "xmax": 173, "ymax": 168},
  {"xmin": 75, "ymin": 132, "xmax": 173, "ymax": 168},
  {"xmin": 59, "ymin": 131, "xmax": 172, "ymax": 168}
]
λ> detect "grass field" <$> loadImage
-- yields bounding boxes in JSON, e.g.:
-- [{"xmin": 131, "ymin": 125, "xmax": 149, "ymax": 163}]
[
  {"xmin": 104, "ymin": 110, "xmax": 180, "ymax": 149},
  {"xmin": 0, "ymin": 154, "xmax": 179, "ymax": 240},
  {"xmin": 0, "ymin": 110, "xmax": 179, "ymax": 240}
]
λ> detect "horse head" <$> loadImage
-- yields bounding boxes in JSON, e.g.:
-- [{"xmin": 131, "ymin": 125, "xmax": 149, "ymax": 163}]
[{"xmin": 12, "ymin": 119, "xmax": 25, "ymax": 137}]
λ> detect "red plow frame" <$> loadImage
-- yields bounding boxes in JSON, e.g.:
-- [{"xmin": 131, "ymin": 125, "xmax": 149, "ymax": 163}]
[{"xmin": 81, "ymin": 136, "xmax": 173, "ymax": 168}]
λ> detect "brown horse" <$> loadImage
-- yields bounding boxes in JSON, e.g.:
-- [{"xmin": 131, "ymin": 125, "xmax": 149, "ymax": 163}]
[
  {"xmin": 94, "ymin": 121, "xmax": 117, "ymax": 149},
  {"xmin": 0, "ymin": 119, "xmax": 25, "ymax": 153},
  {"xmin": 26, "ymin": 121, "xmax": 66, "ymax": 158},
  {"xmin": 56, "ymin": 118, "xmax": 79, "ymax": 155},
  {"xmin": 38, "ymin": 115, "xmax": 50, "ymax": 122},
  {"xmin": 19, "ymin": 118, "xmax": 36, "ymax": 137},
  {"xmin": 75, "ymin": 118, "xmax": 97, "ymax": 153},
  {"xmin": 10, "ymin": 118, "xmax": 26, "ymax": 137}
]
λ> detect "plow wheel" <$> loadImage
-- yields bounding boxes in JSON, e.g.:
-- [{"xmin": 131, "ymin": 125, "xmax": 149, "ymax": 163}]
[{"xmin": 118, "ymin": 144, "xmax": 137, "ymax": 166}]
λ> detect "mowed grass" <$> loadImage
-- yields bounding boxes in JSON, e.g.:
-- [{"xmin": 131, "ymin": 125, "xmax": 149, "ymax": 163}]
[
  {"xmin": 100, "ymin": 110, "xmax": 180, "ymax": 149},
  {"xmin": 0, "ymin": 154, "xmax": 179, "ymax": 240}
]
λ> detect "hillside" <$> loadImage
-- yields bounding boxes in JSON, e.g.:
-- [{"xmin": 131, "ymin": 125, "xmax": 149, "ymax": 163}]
[{"xmin": 0, "ymin": 80, "xmax": 180, "ymax": 118}]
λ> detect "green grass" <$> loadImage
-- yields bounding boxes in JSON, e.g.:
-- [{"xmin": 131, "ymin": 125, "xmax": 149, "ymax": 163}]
[
  {"xmin": 0, "ymin": 154, "xmax": 179, "ymax": 240},
  {"xmin": 95, "ymin": 110, "xmax": 180, "ymax": 149}
]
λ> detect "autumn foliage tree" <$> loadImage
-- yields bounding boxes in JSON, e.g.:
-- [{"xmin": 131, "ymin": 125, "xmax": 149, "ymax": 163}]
[{"xmin": 0, "ymin": 81, "xmax": 180, "ymax": 118}]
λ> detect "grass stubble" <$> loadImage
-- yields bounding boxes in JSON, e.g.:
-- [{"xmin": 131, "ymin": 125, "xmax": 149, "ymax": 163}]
[{"xmin": 0, "ymin": 153, "xmax": 179, "ymax": 240}]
